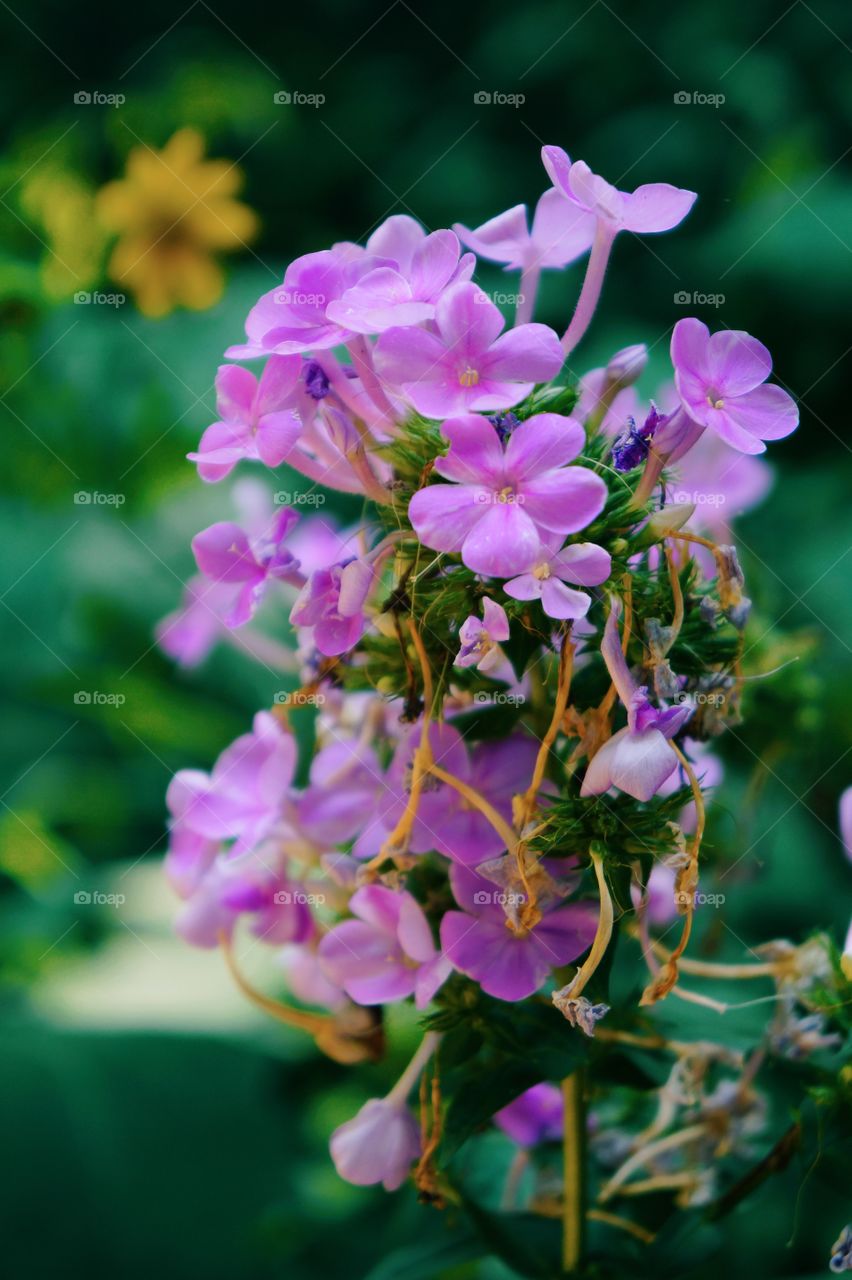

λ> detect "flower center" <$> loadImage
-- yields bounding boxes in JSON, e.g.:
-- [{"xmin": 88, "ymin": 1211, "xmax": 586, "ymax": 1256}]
[
  {"xmin": 532, "ymin": 562, "xmax": 551, "ymax": 580},
  {"xmin": 496, "ymin": 485, "xmax": 517, "ymax": 503},
  {"xmin": 706, "ymin": 389, "xmax": 725, "ymax": 410},
  {"xmin": 459, "ymin": 366, "xmax": 480, "ymax": 387}
]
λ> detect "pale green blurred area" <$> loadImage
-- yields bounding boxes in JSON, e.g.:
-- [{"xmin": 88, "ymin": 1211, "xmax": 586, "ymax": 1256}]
[{"xmin": 1, "ymin": 1, "xmax": 851, "ymax": 1276}]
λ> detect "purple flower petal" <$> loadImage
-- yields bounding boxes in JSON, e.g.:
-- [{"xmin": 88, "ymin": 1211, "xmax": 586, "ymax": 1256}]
[
  {"xmin": 520, "ymin": 468, "xmax": 607, "ymax": 534},
  {"xmin": 460, "ymin": 502, "xmax": 542, "ymax": 577},
  {"xmin": 408, "ymin": 483, "xmax": 489, "ymax": 553},
  {"xmin": 504, "ymin": 413, "xmax": 585, "ymax": 480},
  {"xmin": 621, "ymin": 183, "xmax": 697, "ymax": 233}
]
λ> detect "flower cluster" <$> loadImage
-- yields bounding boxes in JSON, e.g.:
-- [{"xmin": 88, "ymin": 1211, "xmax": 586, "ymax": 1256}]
[{"xmin": 158, "ymin": 143, "xmax": 850, "ymax": 1263}]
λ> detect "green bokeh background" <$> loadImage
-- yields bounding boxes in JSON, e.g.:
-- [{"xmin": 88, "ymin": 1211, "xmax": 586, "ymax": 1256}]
[{"xmin": 1, "ymin": 1, "xmax": 850, "ymax": 1276}]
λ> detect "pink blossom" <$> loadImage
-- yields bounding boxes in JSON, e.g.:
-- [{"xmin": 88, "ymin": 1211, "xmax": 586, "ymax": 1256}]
[
  {"xmin": 455, "ymin": 188, "xmax": 595, "ymax": 271},
  {"xmin": 374, "ymin": 282, "xmax": 563, "ymax": 417},
  {"xmin": 408, "ymin": 412, "xmax": 607, "ymax": 577},
  {"xmin": 174, "ymin": 850, "xmax": 314, "ymax": 949},
  {"xmin": 671, "ymin": 318, "xmax": 798, "ymax": 455},
  {"xmin": 440, "ymin": 863, "xmax": 598, "ymax": 1001},
  {"xmin": 318, "ymin": 885, "xmax": 450, "ymax": 1008},
  {"xmin": 542, "ymin": 147, "xmax": 696, "ymax": 234},
  {"xmin": 580, "ymin": 603, "xmax": 692, "ymax": 802},
  {"xmin": 326, "ymin": 223, "xmax": 474, "ymax": 334},
  {"xmin": 330, "ymin": 1098, "xmax": 420, "ymax": 1191},
  {"xmin": 494, "ymin": 1083, "xmax": 563, "ymax": 1146},
  {"xmin": 289, "ymin": 557, "xmax": 376, "ymax": 656},
  {"xmin": 187, "ymin": 360, "xmax": 303, "ymax": 482},
  {"xmin": 192, "ymin": 506, "xmax": 302, "ymax": 627},
  {"xmin": 455, "ymin": 597, "xmax": 511, "ymax": 671},
  {"xmin": 503, "ymin": 537, "xmax": 611, "ymax": 620},
  {"xmin": 166, "ymin": 711, "xmax": 295, "ymax": 854}
]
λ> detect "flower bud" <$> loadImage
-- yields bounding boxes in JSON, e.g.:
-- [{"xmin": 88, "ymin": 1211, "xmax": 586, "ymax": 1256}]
[
  {"xmin": 633, "ymin": 502, "xmax": 695, "ymax": 548},
  {"xmin": 330, "ymin": 1098, "xmax": 420, "ymax": 1190},
  {"xmin": 605, "ymin": 343, "xmax": 647, "ymax": 390}
]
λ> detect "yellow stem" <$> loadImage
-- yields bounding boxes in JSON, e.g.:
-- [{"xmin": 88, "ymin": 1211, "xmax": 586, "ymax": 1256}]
[
  {"xmin": 562, "ymin": 1071, "xmax": 584, "ymax": 1272},
  {"xmin": 586, "ymin": 1209, "xmax": 655, "ymax": 1245},
  {"xmin": 559, "ymin": 851, "xmax": 614, "ymax": 1002},
  {"xmin": 598, "ymin": 1123, "xmax": 707, "ymax": 1203}
]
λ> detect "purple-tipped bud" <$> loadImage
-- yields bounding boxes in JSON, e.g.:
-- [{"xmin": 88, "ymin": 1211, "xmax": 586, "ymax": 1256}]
[
  {"xmin": 612, "ymin": 403, "xmax": 662, "ymax": 472},
  {"xmin": 303, "ymin": 360, "xmax": 331, "ymax": 400},
  {"xmin": 605, "ymin": 343, "xmax": 647, "ymax": 390},
  {"xmin": 489, "ymin": 410, "xmax": 521, "ymax": 444}
]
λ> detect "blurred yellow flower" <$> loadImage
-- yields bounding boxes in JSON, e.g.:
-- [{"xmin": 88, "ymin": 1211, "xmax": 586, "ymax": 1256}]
[
  {"xmin": 19, "ymin": 170, "xmax": 106, "ymax": 301},
  {"xmin": 96, "ymin": 127, "xmax": 259, "ymax": 318}
]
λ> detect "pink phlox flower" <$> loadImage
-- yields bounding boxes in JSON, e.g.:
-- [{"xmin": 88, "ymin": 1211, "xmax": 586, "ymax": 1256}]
[
  {"xmin": 455, "ymin": 596, "xmax": 511, "ymax": 671},
  {"xmin": 454, "ymin": 187, "xmax": 596, "ymax": 271},
  {"xmin": 191, "ymin": 505, "xmax": 302, "ymax": 627},
  {"xmin": 330, "ymin": 1096, "xmax": 420, "ymax": 1191},
  {"xmin": 187, "ymin": 359, "xmax": 304, "ymax": 482},
  {"xmin": 289, "ymin": 555, "xmax": 376, "ymax": 657},
  {"xmin": 503, "ymin": 535, "xmax": 611, "ymax": 620},
  {"xmin": 542, "ymin": 147, "xmax": 697, "ymax": 235}
]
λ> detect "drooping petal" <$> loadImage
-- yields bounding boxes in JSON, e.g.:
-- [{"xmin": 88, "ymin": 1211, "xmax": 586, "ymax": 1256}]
[
  {"xmin": 718, "ymin": 384, "xmax": 799, "ymax": 444},
  {"xmin": 621, "ymin": 183, "xmax": 697, "ymax": 233},
  {"xmin": 453, "ymin": 204, "xmax": 530, "ymax": 268}
]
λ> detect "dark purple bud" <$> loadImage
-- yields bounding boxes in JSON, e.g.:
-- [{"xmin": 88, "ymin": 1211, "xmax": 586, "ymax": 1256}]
[
  {"xmin": 303, "ymin": 360, "xmax": 331, "ymax": 400},
  {"xmin": 726, "ymin": 596, "xmax": 752, "ymax": 630},
  {"xmin": 611, "ymin": 404, "xmax": 664, "ymax": 472},
  {"xmin": 489, "ymin": 411, "xmax": 521, "ymax": 444}
]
